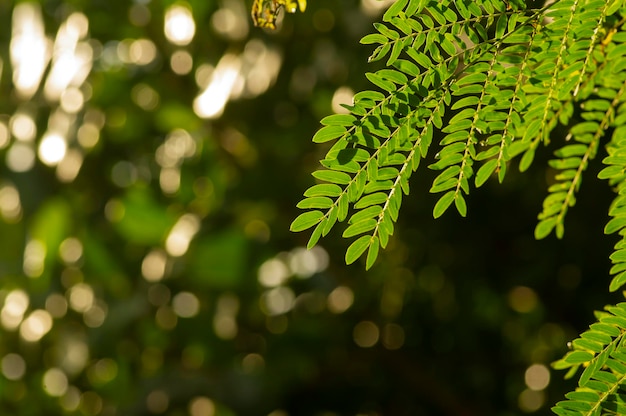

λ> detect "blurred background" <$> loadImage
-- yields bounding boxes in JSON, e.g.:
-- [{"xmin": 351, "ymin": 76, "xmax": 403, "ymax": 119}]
[{"xmin": 0, "ymin": 1, "xmax": 620, "ymax": 415}]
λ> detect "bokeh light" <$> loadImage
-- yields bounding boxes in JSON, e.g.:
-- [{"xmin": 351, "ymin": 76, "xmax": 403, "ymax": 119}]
[
  {"xmin": 189, "ymin": 396, "xmax": 216, "ymax": 416},
  {"xmin": 38, "ymin": 132, "xmax": 67, "ymax": 166},
  {"xmin": 20, "ymin": 309, "xmax": 53, "ymax": 342},
  {"xmin": 525, "ymin": 364, "xmax": 550, "ymax": 391},
  {"xmin": 42, "ymin": 368, "xmax": 69, "ymax": 397},
  {"xmin": 2, "ymin": 353, "xmax": 26, "ymax": 380},
  {"xmin": 327, "ymin": 286, "xmax": 354, "ymax": 314},
  {"xmin": 11, "ymin": 3, "xmax": 49, "ymax": 99},
  {"xmin": 172, "ymin": 292, "xmax": 200, "ymax": 318},
  {"xmin": 164, "ymin": 4, "xmax": 195, "ymax": 46},
  {"xmin": 353, "ymin": 321, "xmax": 380, "ymax": 348}
]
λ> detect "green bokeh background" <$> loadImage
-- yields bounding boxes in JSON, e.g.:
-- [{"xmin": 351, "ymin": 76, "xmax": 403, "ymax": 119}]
[{"xmin": 0, "ymin": 1, "xmax": 619, "ymax": 415}]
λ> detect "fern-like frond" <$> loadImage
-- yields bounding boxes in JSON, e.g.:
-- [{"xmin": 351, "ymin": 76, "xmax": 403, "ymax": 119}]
[
  {"xmin": 552, "ymin": 303, "xmax": 626, "ymax": 416},
  {"xmin": 536, "ymin": 79, "xmax": 626, "ymax": 239},
  {"xmin": 292, "ymin": 0, "xmax": 626, "ymax": 268},
  {"xmin": 292, "ymin": 0, "xmax": 548, "ymax": 267},
  {"xmin": 531, "ymin": 0, "xmax": 626, "ymax": 240},
  {"xmin": 600, "ymin": 123, "xmax": 626, "ymax": 292},
  {"xmin": 508, "ymin": 0, "xmax": 611, "ymax": 170}
]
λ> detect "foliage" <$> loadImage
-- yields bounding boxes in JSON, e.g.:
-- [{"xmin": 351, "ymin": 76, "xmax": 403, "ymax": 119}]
[
  {"xmin": 291, "ymin": 0, "xmax": 626, "ymax": 413},
  {"xmin": 0, "ymin": 0, "xmax": 622, "ymax": 415}
]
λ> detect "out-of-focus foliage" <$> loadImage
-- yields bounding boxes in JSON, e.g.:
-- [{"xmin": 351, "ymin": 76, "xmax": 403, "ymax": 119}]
[
  {"xmin": 251, "ymin": 0, "xmax": 307, "ymax": 29},
  {"xmin": 0, "ymin": 1, "xmax": 617, "ymax": 415}
]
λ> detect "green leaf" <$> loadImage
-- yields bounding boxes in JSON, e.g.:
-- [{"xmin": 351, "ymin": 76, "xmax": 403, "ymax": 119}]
[
  {"xmin": 456, "ymin": 72, "xmax": 487, "ymax": 86},
  {"xmin": 378, "ymin": 69, "xmax": 408, "ymax": 85},
  {"xmin": 564, "ymin": 391, "xmax": 599, "ymax": 402},
  {"xmin": 307, "ymin": 221, "xmax": 325, "ymax": 249},
  {"xmin": 290, "ymin": 211, "xmax": 325, "ymax": 232},
  {"xmin": 322, "ymin": 206, "xmax": 338, "ymax": 236},
  {"xmin": 610, "ymin": 271, "xmax": 626, "ymax": 292},
  {"xmin": 599, "ymin": 165, "xmax": 624, "ymax": 179},
  {"xmin": 312, "ymin": 125, "xmax": 347, "ymax": 143},
  {"xmin": 451, "ymin": 96, "xmax": 480, "ymax": 110},
  {"xmin": 345, "ymin": 235, "xmax": 372, "ymax": 265},
  {"xmin": 296, "ymin": 197, "xmax": 334, "ymax": 209},
  {"xmin": 366, "ymin": 236, "xmax": 380, "ymax": 270},
  {"xmin": 564, "ymin": 351, "xmax": 594, "ymax": 364},
  {"xmin": 535, "ymin": 217, "xmax": 558, "ymax": 240},
  {"xmin": 353, "ymin": 90, "xmax": 385, "ymax": 102},
  {"xmin": 374, "ymin": 22, "xmax": 399, "ymax": 40},
  {"xmin": 337, "ymin": 193, "xmax": 349, "ymax": 221},
  {"xmin": 365, "ymin": 72, "xmax": 396, "ymax": 92},
  {"xmin": 393, "ymin": 59, "xmax": 420, "ymax": 77},
  {"xmin": 495, "ymin": 14, "xmax": 507, "ymax": 39},
  {"xmin": 433, "ymin": 191, "xmax": 456, "ymax": 218},
  {"xmin": 605, "ymin": 217, "xmax": 626, "ymax": 234},
  {"xmin": 342, "ymin": 218, "xmax": 377, "ymax": 238},
  {"xmin": 367, "ymin": 158, "xmax": 379, "ymax": 181},
  {"xmin": 360, "ymin": 33, "xmax": 388, "ymax": 45},
  {"xmin": 349, "ymin": 205, "xmax": 383, "ymax": 224},
  {"xmin": 519, "ymin": 148, "xmax": 536, "ymax": 172},
  {"xmin": 383, "ymin": 0, "xmax": 408, "ymax": 21},
  {"xmin": 475, "ymin": 159, "xmax": 498, "ymax": 187},
  {"xmin": 320, "ymin": 114, "xmax": 357, "ymax": 126},
  {"xmin": 304, "ymin": 184, "xmax": 343, "ymax": 197},
  {"xmin": 312, "ymin": 170, "xmax": 352, "ymax": 185},
  {"xmin": 455, "ymin": 194, "xmax": 467, "ymax": 217},
  {"xmin": 355, "ymin": 192, "xmax": 388, "ymax": 209}
]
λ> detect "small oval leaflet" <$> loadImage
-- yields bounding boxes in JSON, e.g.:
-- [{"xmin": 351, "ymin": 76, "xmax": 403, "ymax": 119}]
[
  {"xmin": 290, "ymin": 210, "xmax": 324, "ymax": 232},
  {"xmin": 312, "ymin": 125, "xmax": 347, "ymax": 143}
]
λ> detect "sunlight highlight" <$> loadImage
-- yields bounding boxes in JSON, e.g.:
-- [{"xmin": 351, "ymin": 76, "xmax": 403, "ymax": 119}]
[
  {"xmin": 0, "ymin": 184, "xmax": 22, "ymax": 222},
  {"xmin": 11, "ymin": 3, "xmax": 50, "ymax": 99},
  {"xmin": 68, "ymin": 283, "xmax": 95, "ymax": 313},
  {"xmin": 170, "ymin": 50, "xmax": 193, "ymax": 75},
  {"xmin": 193, "ymin": 54, "xmax": 241, "ymax": 119},
  {"xmin": 1, "ymin": 353, "xmax": 26, "ymax": 381},
  {"xmin": 331, "ymin": 87, "xmax": 354, "ymax": 114},
  {"xmin": 38, "ymin": 133, "xmax": 67, "ymax": 166},
  {"xmin": 44, "ymin": 12, "xmax": 92, "ymax": 103},
  {"xmin": 327, "ymin": 286, "xmax": 354, "ymax": 314},
  {"xmin": 164, "ymin": 4, "xmax": 196, "ymax": 46},
  {"xmin": 211, "ymin": 0, "xmax": 249, "ymax": 41},
  {"xmin": 360, "ymin": 0, "xmax": 395, "ymax": 16},
  {"xmin": 213, "ymin": 293, "xmax": 239, "ymax": 340},
  {"xmin": 172, "ymin": 292, "xmax": 200, "ymax": 318},
  {"xmin": 23, "ymin": 239, "xmax": 46, "ymax": 278},
  {"xmin": 6, "ymin": 143, "xmax": 35, "ymax": 172},
  {"xmin": 258, "ymin": 258, "xmax": 290, "ymax": 288},
  {"xmin": 353, "ymin": 321, "xmax": 379, "ymax": 348},
  {"xmin": 1, "ymin": 289, "xmax": 29, "ymax": 330},
  {"xmin": 20, "ymin": 309, "xmax": 53, "ymax": 342},
  {"xmin": 260, "ymin": 287, "xmax": 295, "ymax": 316},
  {"xmin": 525, "ymin": 364, "xmax": 550, "ymax": 391},
  {"xmin": 45, "ymin": 293, "xmax": 68, "ymax": 318},
  {"xmin": 165, "ymin": 214, "xmax": 201, "ymax": 257},
  {"xmin": 10, "ymin": 113, "xmax": 36, "ymax": 142},
  {"xmin": 43, "ymin": 368, "xmax": 69, "ymax": 397},
  {"xmin": 142, "ymin": 249, "xmax": 168, "ymax": 282},
  {"xmin": 189, "ymin": 396, "xmax": 216, "ymax": 416}
]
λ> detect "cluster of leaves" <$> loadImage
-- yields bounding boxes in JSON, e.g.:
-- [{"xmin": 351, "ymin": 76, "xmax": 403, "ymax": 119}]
[
  {"xmin": 291, "ymin": 0, "xmax": 626, "ymax": 413},
  {"xmin": 251, "ymin": 0, "xmax": 307, "ymax": 29},
  {"xmin": 292, "ymin": 0, "xmax": 626, "ymax": 268},
  {"xmin": 552, "ymin": 303, "xmax": 626, "ymax": 415}
]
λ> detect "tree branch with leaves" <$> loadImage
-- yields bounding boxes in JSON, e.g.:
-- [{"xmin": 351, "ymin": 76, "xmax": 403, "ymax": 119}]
[{"xmin": 289, "ymin": 0, "xmax": 626, "ymax": 413}]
